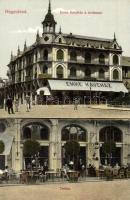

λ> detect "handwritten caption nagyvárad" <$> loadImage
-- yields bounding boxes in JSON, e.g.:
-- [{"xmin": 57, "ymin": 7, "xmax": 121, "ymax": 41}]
[{"xmin": 5, "ymin": 9, "xmax": 27, "ymax": 14}]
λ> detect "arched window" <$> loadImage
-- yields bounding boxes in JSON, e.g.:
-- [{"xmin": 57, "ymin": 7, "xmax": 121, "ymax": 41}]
[
  {"xmin": 57, "ymin": 49, "xmax": 64, "ymax": 61},
  {"xmin": 40, "ymin": 127, "xmax": 49, "ymax": 140},
  {"xmin": 113, "ymin": 54, "xmax": 119, "ymax": 65},
  {"xmin": 70, "ymin": 51, "xmax": 77, "ymax": 61},
  {"xmin": 43, "ymin": 49, "xmax": 48, "ymax": 60},
  {"xmin": 23, "ymin": 127, "xmax": 31, "ymax": 139},
  {"xmin": 23, "ymin": 123, "xmax": 49, "ymax": 140},
  {"xmin": 99, "ymin": 126, "xmax": 122, "ymax": 143},
  {"xmin": 99, "ymin": 54, "xmax": 105, "ymax": 64},
  {"xmin": 70, "ymin": 67, "xmax": 76, "ymax": 77},
  {"xmin": 43, "ymin": 65, "xmax": 48, "ymax": 74},
  {"xmin": 56, "ymin": 65, "xmax": 64, "ymax": 78},
  {"xmin": 61, "ymin": 124, "xmax": 86, "ymax": 142},
  {"xmin": 85, "ymin": 52, "xmax": 91, "ymax": 63},
  {"xmin": 113, "ymin": 69, "xmax": 119, "ymax": 80},
  {"xmin": 85, "ymin": 68, "xmax": 91, "ymax": 78},
  {"xmin": 99, "ymin": 126, "xmax": 122, "ymax": 166},
  {"xmin": 99, "ymin": 69, "xmax": 105, "ymax": 79}
]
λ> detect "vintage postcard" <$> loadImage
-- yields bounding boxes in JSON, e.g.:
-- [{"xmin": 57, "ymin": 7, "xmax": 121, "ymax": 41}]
[{"xmin": 0, "ymin": 0, "xmax": 130, "ymax": 199}]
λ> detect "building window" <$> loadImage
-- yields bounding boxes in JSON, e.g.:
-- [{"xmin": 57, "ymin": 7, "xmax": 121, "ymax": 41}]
[
  {"xmin": 85, "ymin": 68, "xmax": 91, "ymax": 78},
  {"xmin": 113, "ymin": 69, "xmax": 119, "ymax": 80},
  {"xmin": 43, "ymin": 65, "xmax": 48, "ymax": 74},
  {"xmin": 99, "ymin": 126, "xmax": 122, "ymax": 166},
  {"xmin": 44, "ymin": 49, "xmax": 48, "ymax": 60},
  {"xmin": 124, "ymin": 68, "xmax": 128, "ymax": 78},
  {"xmin": 61, "ymin": 124, "xmax": 86, "ymax": 142},
  {"xmin": 113, "ymin": 54, "xmax": 119, "ymax": 65},
  {"xmin": 35, "ymin": 52, "xmax": 38, "ymax": 62},
  {"xmin": 57, "ymin": 49, "xmax": 64, "ymax": 61},
  {"xmin": 99, "ymin": 69, "xmax": 105, "ymax": 79},
  {"xmin": 99, "ymin": 126, "xmax": 122, "ymax": 143},
  {"xmin": 70, "ymin": 50, "xmax": 77, "ymax": 61},
  {"xmin": 23, "ymin": 127, "xmax": 31, "ymax": 139},
  {"xmin": 114, "ymin": 44, "xmax": 117, "ymax": 49},
  {"xmin": 40, "ymin": 127, "xmax": 49, "ymax": 140},
  {"xmin": 70, "ymin": 67, "xmax": 76, "ymax": 77},
  {"xmin": 56, "ymin": 65, "xmax": 64, "ymax": 78},
  {"xmin": 0, "ymin": 122, "xmax": 6, "ymax": 133},
  {"xmin": 85, "ymin": 52, "xmax": 91, "ymax": 63},
  {"xmin": 34, "ymin": 67, "xmax": 37, "ymax": 78},
  {"xmin": 59, "ymin": 38, "xmax": 62, "ymax": 43},
  {"xmin": 99, "ymin": 54, "xmax": 105, "ymax": 64},
  {"xmin": 23, "ymin": 123, "xmax": 49, "ymax": 140}
]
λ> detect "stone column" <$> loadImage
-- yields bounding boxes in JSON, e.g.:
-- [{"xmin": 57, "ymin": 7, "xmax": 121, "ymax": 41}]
[
  {"xmin": 122, "ymin": 127, "xmax": 130, "ymax": 165},
  {"xmin": 14, "ymin": 119, "xmax": 21, "ymax": 171},
  {"xmin": 49, "ymin": 119, "xmax": 59, "ymax": 170}
]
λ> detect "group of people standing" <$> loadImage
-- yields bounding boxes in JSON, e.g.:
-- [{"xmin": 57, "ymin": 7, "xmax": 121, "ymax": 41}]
[{"xmin": 4, "ymin": 96, "xmax": 31, "ymax": 114}]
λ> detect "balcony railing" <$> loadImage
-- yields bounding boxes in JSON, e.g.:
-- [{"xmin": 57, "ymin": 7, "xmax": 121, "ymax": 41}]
[
  {"xmin": 38, "ymin": 73, "xmax": 52, "ymax": 79},
  {"xmin": 25, "ymin": 76, "xmax": 32, "ymax": 82},
  {"xmin": 37, "ymin": 58, "xmax": 52, "ymax": 62}
]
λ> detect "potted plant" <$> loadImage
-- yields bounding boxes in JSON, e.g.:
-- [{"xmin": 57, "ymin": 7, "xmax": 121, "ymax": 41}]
[{"xmin": 23, "ymin": 139, "xmax": 40, "ymax": 157}]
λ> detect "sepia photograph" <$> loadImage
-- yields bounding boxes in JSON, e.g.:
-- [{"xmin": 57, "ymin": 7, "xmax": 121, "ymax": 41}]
[{"xmin": 0, "ymin": 0, "xmax": 130, "ymax": 199}]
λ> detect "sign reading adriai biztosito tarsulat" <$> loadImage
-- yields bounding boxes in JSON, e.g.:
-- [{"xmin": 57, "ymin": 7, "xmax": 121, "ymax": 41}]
[{"xmin": 48, "ymin": 80, "xmax": 128, "ymax": 93}]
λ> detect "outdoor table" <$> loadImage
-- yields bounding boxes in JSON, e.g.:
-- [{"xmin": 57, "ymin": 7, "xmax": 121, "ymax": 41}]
[
  {"xmin": 96, "ymin": 169, "xmax": 105, "ymax": 178},
  {"xmin": 45, "ymin": 171, "xmax": 60, "ymax": 180},
  {"xmin": 22, "ymin": 170, "xmax": 39, "ymax": 183},
  {"xmin": 67, "ymin": 170, "xmax": 79, "ymax": 182}
]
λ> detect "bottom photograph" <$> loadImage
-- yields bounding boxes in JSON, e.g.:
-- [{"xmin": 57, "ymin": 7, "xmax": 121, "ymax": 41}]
[{"xmin": 0, "ymin": 118, "xmax": 130, "ymax": 183}]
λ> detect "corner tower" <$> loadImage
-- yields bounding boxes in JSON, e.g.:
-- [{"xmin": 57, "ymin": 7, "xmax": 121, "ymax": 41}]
[{"xmin": 42, "ymin": 0, "xmax": 57, "ymax": 34}]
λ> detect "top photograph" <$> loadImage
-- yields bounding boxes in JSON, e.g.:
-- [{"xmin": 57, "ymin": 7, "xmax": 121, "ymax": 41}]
[{"xmin": 0, "ymin": 0, "xmax": 130, "ymax": 118}]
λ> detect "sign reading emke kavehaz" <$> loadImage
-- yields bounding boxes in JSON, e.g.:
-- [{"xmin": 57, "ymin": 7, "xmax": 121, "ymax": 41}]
[{"xmin": 48, "ymin": 80, "xmax": 128, "ymax": 93}]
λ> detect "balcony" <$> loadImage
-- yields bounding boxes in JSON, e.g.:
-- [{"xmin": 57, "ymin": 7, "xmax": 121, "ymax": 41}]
[
  {"xmin": 68, "ymin": 59, "xmax": 109, "ymax": 66},
  {"xmin": 38, "ymin": 73, "xmax": 52, "ymax": 79},
  {"xmin": 25, "ymin": 76, "xmax": 32, "ymax": 82},
  {"xmin": 37, "ymin": 58, "xmax": 52, "ymax": 63}
]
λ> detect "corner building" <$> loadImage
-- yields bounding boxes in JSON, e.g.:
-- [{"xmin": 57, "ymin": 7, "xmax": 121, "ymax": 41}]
[{"xmin": 6, "ymin": 1, "xmax": 128, "ymax": 104}]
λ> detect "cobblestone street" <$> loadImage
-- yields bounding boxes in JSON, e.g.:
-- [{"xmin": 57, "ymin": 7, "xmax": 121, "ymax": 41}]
[
  {"xmin": 0, "ymin": 180, "xmax": 130, "ymax": 200},
  {"xmin": 1, "ymin": 104, "xmax": 130, "ymax": 119}
]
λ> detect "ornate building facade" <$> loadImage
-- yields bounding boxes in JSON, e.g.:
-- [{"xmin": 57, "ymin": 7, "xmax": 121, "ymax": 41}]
[
  {"xmin": 0, "ymin": 118, "xmax": 130, "ymax": 171},
  {"xmin": 6, "ymin": 1, "xmax": 128, "ymax": 104}
]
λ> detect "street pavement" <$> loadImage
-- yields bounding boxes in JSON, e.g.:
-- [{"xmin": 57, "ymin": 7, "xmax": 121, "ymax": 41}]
[
  {"xmin": 0, "ymin": 180, "xmax": 130, "ymax": 200},
  {"xmin": 0, "ymin": 104, "xmax": 130, "ymax": 119}
]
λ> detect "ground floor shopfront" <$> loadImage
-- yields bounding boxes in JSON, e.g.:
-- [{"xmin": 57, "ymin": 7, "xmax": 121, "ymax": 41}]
[
  {"xmin": 0, "ymin": 118, "xmax": 130, "ymax": 171},
  {"xmin": 2, "ymin": 79, "xmax": 128, "ymax": 105}
]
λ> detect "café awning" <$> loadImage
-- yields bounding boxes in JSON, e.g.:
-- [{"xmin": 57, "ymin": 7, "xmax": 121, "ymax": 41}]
[
  {"xmin": 0, "ymin": 134, "xmax": 14, "ymax": 155},
  {"xmin": 48, "ymin": 80, "xmax": 128, "ymax": 93},
  {"xmin": 36, "ymin": 87, "xmax": 51, "ymax": 95}
]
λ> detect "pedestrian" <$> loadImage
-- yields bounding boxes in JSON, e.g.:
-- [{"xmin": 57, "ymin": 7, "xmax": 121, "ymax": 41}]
[
  {"xmin": 81, "ymin": 164, "xmax": 86, "ymax": 177},
  {"xmin": 6, "ymin": 96, "xmax": 15, "ymax": 114},
  {"xmin": 74, "ymin": 98, "xmax": 79, "ymax": 110},
  {"xmin": 26, "ymin": 96, "xmax": 31, "ymax": 112}
]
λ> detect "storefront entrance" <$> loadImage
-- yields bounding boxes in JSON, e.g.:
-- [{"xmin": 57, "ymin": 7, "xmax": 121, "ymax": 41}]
[
  {"xmin": 61, "ymin": 124, "xmax": 87, "ymax": 170},
  {"xmin": 99, "ymin": 126, "xmax": 122, "ymax": 166}
]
